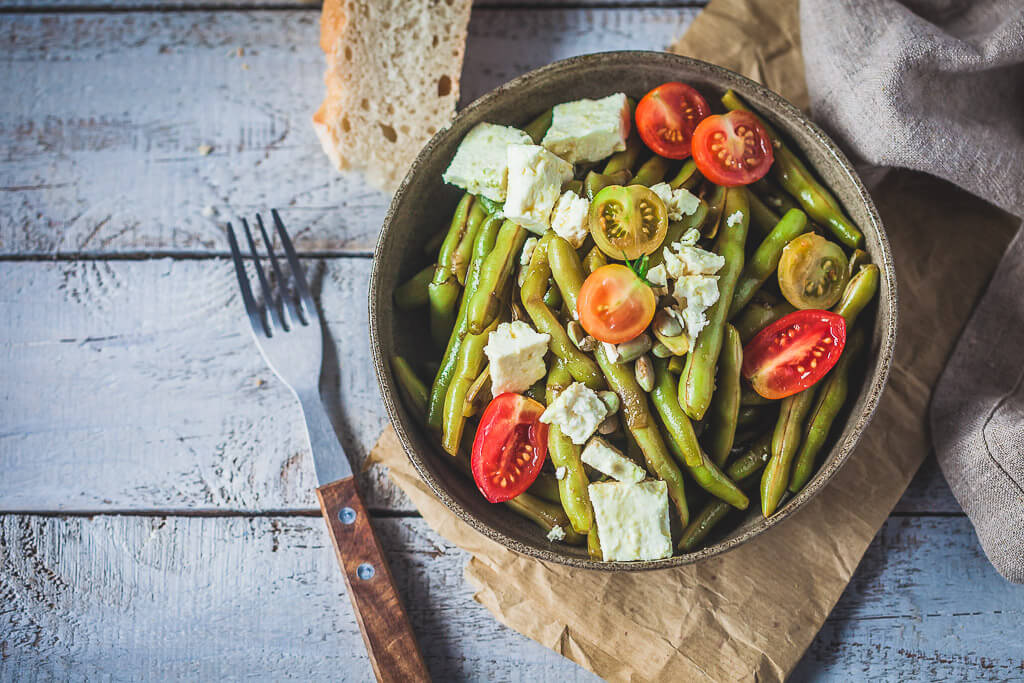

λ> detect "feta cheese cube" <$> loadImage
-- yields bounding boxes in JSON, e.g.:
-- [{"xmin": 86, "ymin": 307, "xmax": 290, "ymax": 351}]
[
  {"xmin": 546, "ymin": 524, "xmax": 566, "ymax": 542},
  {"xmin": 541, "ymin": 93, "xmax": 630, "ymax": 164},
  {"xmin": 550, "ymin": 190, "xmax": 591, "ymax": 248},
  {"xmin": 649, "ymin": 182, "xmax": 702, "ymax": 221},
  {"xmin": 588, "ymin": 480, "xmax": 672, "ymax": 561},
  {"xmin": 581, "ymin": 437, "xmax": 645, "ymax": 483},
  {"xmin": 442, "ymin": 122, "xmax": 532, "ymax": 202},
  {"xmin": 672, "ymin": 275, "xmax": 720, "ymax": 339},
  {"xmin": 539, "ymin": 382, "xmax": 609, "ymax": 445},
  {"xmin": 484, "ymin": 321, "xmax": 551, "ymax": 395},
  {"xmin": 503, "ymin": 144, "xmax": 574, "ymax": 234}
]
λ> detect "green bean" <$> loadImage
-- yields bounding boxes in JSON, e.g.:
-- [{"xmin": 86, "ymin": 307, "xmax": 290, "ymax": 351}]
[
  {"xmin": 652, "ymin": 358, "xmax": 749, "ymax": 509},
  {"xmin": 705, "ymin": 325, "xmax": 743, "ymax": 467},
  {"xmin": 527, "ymin": 470, "xmax": 563, "ymax": 505},
  {"xmin": 522, "ymin": 234, "xmax": 604, "ymax": 389},
  {"xmin": 733, "ymin": 292, "xmax": 797, "ymax": 344},
  {"xmin": 524, "ymin": 108, "xmax": 553, "ymax": 144},
  {"xmin": 834, "ymin": 264, "xmax": 880, "ymax": 325},
  {"xmin": 667, "ymin": 356, "xmax": 685, "ymax": 375},
  {"xmin": 762, "ymin": 384, "xmax": 818, "ymax": 517},
  {"xmin": 729, "ymin": 208, "xmax": 809, "ymax": 317},
  {"xmin": 679, "ymin": 433, "xmax": 771, "ymax": 551},
  {"xmin": 587, "ymin": 525, "xmax": 603, "ymax": 560},
  {"xmin": 741, "ymin": 386, "xmax": 775, "ymax": 407},
  {"xmin": 428, "ymin": 193, "xmax": 474, "ymax": 346},
  {"xmin": 594, "ymin": 332, "xmax": 690, "ymax": 526},
  {"xmin": 747, "ymin": 190, "xmax": 782, "ymax": 240},
  {"xmin": 582, "ymin": 245, "xmax": 607, "ymax": 275},
  {"xmin": 441, "ymin": 317, "xmax": 499, "ymax": 455},
  {"xmin": 751, "ymin": 177, "xmax": 802, "ymax": 217},
  {"xmin": 602, "ymin": 130, "xmax": 644, "ymax": 175},
  {"xmin": 789, "ymin": 329, "xmax": 865, "ymax": 493},
  {"xmin": 426, "ymin": 213, "xmax": 502, "ymax": 429},
  {"xmin": 466, "ymin": 220, "xmax": 528, "ymax": 334},
  {"xmin": 647, "ymin": 201, "xmax": 709, "ymax": 270},
  {"xmin": 737, "ymin": 405, "xmax": 767, "ymax": 427},
  {"xmin": 701, "ymin": 182, "xmax": 727, "ymax": 239},
  {"xmin": 423, "ymin": 225, "xmax": 447, "ymax": 257},
  {"xmin": 391, "ymin": 355, "xmax": 429, "ymax": 418},
  {"xmin": 681, "ymin": 186, "xmax": 749, "ymax": 421},
  {"xmin": 628, "ymin": 155, "xmax": 672, "ymax": 187},
  {"xmin": 584, "ymin": 169, "xmax": 632, "ymax": 200},
  {"xmin": 394, "ymin": 264, "xmax": 434, "ymax": 310},
  {"xmin": 848, "ymin": 249, "xmax": 871, "ymax": 278},
  {"xmin": 722, "ymin": 90, "xmax": 863, "ymax": 248},
  {"xmin": 668, "ymin": 159, "xmax": 702, "ymax": 192},
  {"xmin": 545, "ymin": 359, "xmax": 595, "ymax": 533},
  {"xmin": 543, "ymin": 281, "xmax": 562, "ymax": 310},
  {"xmin": 452, "ymin": 202, "xmax": 488, "ymax": 286},
  {"xmin": 547, "ymin": 234, "xmax": 589, "ymax": 312}
]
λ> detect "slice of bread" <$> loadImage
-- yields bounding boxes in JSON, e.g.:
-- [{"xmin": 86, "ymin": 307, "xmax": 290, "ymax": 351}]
[{"xmin": 313, "ymin": 0, "xmax": 474, "ymax": 192}]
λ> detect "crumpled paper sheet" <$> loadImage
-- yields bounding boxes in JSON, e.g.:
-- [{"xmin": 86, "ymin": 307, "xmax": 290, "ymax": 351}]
[{"xmin": 369, "ymin": 0, "xmax": 1021, "ymax": 679}]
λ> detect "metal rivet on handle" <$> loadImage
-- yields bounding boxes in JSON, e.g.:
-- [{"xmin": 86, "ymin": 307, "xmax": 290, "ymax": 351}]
[
  {"xmin": 357, "ymin": 563, "xmax": 375, "ymax": 580},
  {"xmin": 339, "ymin": 507, "xmax": 356, "ymax": 525}
]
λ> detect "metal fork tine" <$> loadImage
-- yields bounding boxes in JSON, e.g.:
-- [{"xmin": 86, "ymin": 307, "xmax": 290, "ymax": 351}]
[
  {"xmin": 227, "ymin": 223, "xmax": 270, "ymax": 337},
  {"xmin": 271, "ymin": 209, "xmax": 318, "ymax": 323},
  {"xmin": 256, "ymin": 213, "xmax": 301, "ymax": 329},
  {"xmin": 241, "ymin": 217, "xmax": 285, "ymax": 334}
]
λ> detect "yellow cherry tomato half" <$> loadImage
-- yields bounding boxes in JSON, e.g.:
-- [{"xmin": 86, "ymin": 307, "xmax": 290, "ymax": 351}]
[{"xmin": 588, "ymin": 185, "xmax": 668, "ymax": 261}]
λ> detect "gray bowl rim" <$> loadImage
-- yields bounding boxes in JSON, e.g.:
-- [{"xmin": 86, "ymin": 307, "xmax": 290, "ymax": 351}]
[{"xmin": 369, "ymin": 50, "xmax": 898, "ymax": 571}]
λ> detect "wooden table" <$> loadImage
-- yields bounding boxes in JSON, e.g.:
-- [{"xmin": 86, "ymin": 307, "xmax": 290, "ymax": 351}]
[{"xmin": 1, "ymin": 1, "xmax": 1021, "ymax": 680}]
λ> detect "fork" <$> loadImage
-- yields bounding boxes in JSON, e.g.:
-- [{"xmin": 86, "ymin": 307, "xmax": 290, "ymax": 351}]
[{"xmin": 227, "ymin": 211, "xmax": 429, "ymax": 683}]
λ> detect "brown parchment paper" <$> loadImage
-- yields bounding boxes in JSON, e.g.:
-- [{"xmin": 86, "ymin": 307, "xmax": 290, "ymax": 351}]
[{"xmin": 368, "ymin": 0, "xmax": 1021, "ymax": 679}]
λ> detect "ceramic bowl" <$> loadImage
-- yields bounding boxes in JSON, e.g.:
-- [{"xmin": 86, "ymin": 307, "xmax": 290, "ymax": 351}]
[{"xmin": 369, "ymin": 51, "xmax": 896, "ymax": 570}]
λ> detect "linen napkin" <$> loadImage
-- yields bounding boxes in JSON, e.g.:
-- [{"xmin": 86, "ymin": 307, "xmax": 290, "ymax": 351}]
[
  {"xmin": 800, "ymin": 0, "xmax": 1024, "ymax": 584},
  {"xmin": 369, "ymin": 0, "xmax": 1021, "ymax": 678}
]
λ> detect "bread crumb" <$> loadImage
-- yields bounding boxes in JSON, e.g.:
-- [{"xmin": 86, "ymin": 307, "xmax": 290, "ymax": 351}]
[{"xmin": 197, "ymin": 144, "xmax": 213, "ymax": 156}]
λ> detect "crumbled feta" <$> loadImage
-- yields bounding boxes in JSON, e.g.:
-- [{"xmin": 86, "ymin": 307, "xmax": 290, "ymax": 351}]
[
  {"xmin": 520, "ymin": 236, "xmax": 539, "ymax": 267},
  {"xmin": 601, "ymin": 341, "xmax": 620, "ymax": 363},
  {"xmin": 555, "ymin": 466, "xmax": 566, "ymax": 480},
  {"xmin": 646, "ymin": 263, "xmax": 668, "ymax": 289},
  {"xmin": 503, "ymin": 144, "xmax": 574, "ymax": 234},
  {"xmin": 589, "ymin": 480, "xmax": 672, "ymax": 561},
  {"xmin": 547, "ymin": 524, "xmax": 566, "ymax": 542},
  {"xmin": 672, "ymin": 275, "xmax": 720, "ymax": 339},
  {"xmin": 726, "ymin": 210, "xmax": 744, "ymax": 227},
  {"xmin": 677, "ymin": 228, "xmax": 701, "ymax": 247},
  {"xmin": 541, "ymin": 93, "xmax": 630, "ymax": 164},
  {"xmin": 484, "ymin": 321, "xmax": 551, "ymax": 395},
  {"xmin": 581, "ymin": 437, "xmax": 646, "ymax": 483},
  {"xmin": 662, "ymin": 242, "xmax": 725, "ymax": 279},
  {"xmin": 540, "ymin": 382, "xmax": 609, "ymax": 445},
  {"xmin": 649, "ymin": 183, "xmax": 702, "ymax": 221},
  {"xmin": 442, "ymin": 122, "xmax": 532, "ymax": 202},
  {"xmin": 550, "ymin": 190, "xmax": 591, "ymax": 248}
]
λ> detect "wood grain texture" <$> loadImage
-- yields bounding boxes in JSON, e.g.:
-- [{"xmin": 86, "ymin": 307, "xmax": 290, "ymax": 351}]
[
  {"xmin": 1, "ymin": 514, "xmax": 1020, "ymax": 680},
  {"xmin": 0, "ymin": 7, "xmax": 697, "ymax": 257},
  {"xmin": 0, "ymin": 258, "xmax": 402, "ymax": 513},
  {"xmin": 317, "ymin": 478, "xmax": 429, "ymax": 682},
  {"xmin": 2, "ymin": 1, "xmax": 706, "ymax": 10}
]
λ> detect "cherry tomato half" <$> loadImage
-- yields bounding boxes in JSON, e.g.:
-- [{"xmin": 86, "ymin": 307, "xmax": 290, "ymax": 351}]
[
  {"xmin": 742, "ymin": 310, "xmax": 846, "ymax": 399},
  {"xmin": 692, "ymin": 110, "xmax": 774, "ymax": 187},
  {"xmin": 778, "ymin": 233, "xmax": 849, "ymax": 310},
  {"xmin": 635, "ymin": 82, "xmax": 711, "ymax": 159},
  {"xmin": 589, "ymin": 184, "xmax": 668, "ymax": 260},
  {"xmin": 471, "ymin": 393, "xmax": 548, "ymax": 503},
  {"xmin": 577, "ymin": 264, "xmax": 657, "ymax": 344}
]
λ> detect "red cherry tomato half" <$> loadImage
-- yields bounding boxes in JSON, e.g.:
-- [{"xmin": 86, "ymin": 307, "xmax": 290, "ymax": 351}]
[
  {"xmin": 635, "ymin": 82, "xmax": 711, "ymax": 159},
  {"xmin": 692, "ymin": 110, "xmax": 774, "ymax": 186},
  {"xmin": 577, "ymin": 264, "xmax": 657, "ymax": 344},
  {"xmin": 742, "ymin": 310, "xmax": 847, "ymax": 399},
  {"xmin": 471, "ymin": 393, "xmax": 549, "ymax": 503}
]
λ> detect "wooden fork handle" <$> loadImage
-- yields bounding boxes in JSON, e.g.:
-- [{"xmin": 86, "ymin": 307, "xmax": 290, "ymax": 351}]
[{"xmin": 317, "ymin": 477, "xmax": 430, "ymax": 683}]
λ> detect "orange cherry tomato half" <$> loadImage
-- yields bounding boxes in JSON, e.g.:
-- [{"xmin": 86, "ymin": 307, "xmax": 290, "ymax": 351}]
[
  {"xmin": 577, "ymin": 264, "xmax": 657, "ymax": 344},
  {"xmin": 471, "ymin": 393, "xmax": 548, "ymax": 503},
  {"xmin": 691, "ymin": 110, "xmax": 774, "ymax": 187},
  {"xmin": 635, "ymin": 82, "xmax": 711, "ymax": 159},
  {"xmin": 742, "ymin": 310, "xmax": 846, "ymax": 399}
]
